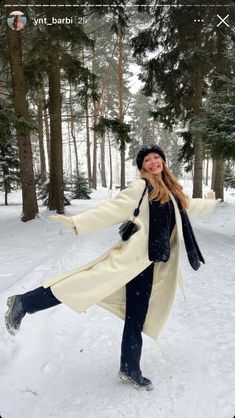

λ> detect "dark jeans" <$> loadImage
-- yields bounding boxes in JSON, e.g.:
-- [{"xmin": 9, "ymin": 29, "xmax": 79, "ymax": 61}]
[
  {"xmin": 20, "ymin": 263, "xmax": 154, "ymax": 376},
  {"xmin": 21, "ymin": 286, "xmax": 61, "ymax": 314},
  {"xmin": 120, "ymin": 263, "xmax": 154, "ymax": 376}
]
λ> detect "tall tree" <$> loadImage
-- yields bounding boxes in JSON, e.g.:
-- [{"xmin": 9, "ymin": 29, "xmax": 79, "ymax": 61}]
[
  {"xmin": 0, "ymin": 139, "xmax": 20, "ymax": 205},
  {"xmin": 42, "ymin": 89, "xmax": 50, "ymax": 167},
  {"xmin": 111, "ymin": 6, "xmax": 131, "ymax": 189},
  {"xmin": 209, "ymin": 28, "xmax": 226, "ymax": 200},
  {"xmin": 191, "ymin": 22, "xmax": 235, "ymax": 199},
  {"xmin": 100, "ymin": 128, "xmax": 107, "ymax": 187},
  {"xmin": 47, "ymin": 47, "xmax": 64, "ymax": 212},
  {"xmin": 117, "ymin": 17, "xmax": 126, "ymax": 189},
  {"xmin": 37, "ymin": 86, "xmax": 47, "ymax": 184},
  {"xmin": 6, "ymin": 25, "xmax": 38, "ymax": 221}
]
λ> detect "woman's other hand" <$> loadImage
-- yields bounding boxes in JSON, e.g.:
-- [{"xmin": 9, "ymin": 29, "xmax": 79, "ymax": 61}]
[
  {"xmin": 204, "ymin": 191, "xmax": 221, "ymax": 204},
  {"xmin": 48, "ymin": 215, "xmax": 74, "ymax": 227},
  {"xmin": 204, "ymin": 191, "xmax": 216, "ymax": 200}
]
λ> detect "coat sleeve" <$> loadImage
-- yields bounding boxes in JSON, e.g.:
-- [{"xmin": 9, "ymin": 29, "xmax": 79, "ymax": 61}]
[
  {"xmin": 187, "ymin": 198, "xmax": 218, "ymax": 218},
  {"xmin": 71, "ymin": 179, "xmax": 145, "ymax": 235}
]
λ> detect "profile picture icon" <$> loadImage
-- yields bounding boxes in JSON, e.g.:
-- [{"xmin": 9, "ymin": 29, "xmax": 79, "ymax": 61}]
[{"xmin": 7, "ymin": 11, "xmax": 27, "ymax": 31}]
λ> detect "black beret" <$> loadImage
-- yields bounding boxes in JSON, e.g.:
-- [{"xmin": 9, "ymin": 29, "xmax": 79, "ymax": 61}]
[{"xmin": 136, "ymin": 144, "xmax": 166, "ymax": 170}]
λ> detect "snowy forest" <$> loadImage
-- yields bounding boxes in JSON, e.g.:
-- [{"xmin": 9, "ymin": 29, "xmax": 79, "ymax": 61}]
[
  {"xmin": 0, "ymin": 1, "xmax": 235, "ymax": 418},
  {"xmin": 0, "ymin": 0, "xmax": 235, "ymax": 219}
]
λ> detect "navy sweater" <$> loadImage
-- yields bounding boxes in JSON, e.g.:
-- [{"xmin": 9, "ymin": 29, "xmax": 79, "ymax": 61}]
[{"xmin": 148, "ymin": 198, "xmax": 175, "ymax": 262}]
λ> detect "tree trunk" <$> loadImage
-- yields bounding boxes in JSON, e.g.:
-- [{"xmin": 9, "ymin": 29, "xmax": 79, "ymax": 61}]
[
  {"xmin": 67, "ymin": 118, "xmax": 73, "ymax": 180},
  {"xmin": 92, "ymin": 98, "xmax": 98, "ymax": 189},
  {"xmin": 214, "ymin": 158, "xmax": 224, "ymax": 201},
  {"xmin": 118, "ymin": 22, "xmax": 126, "ymax": 190},
  {"xmin": 6, "ymin": 27, "xmax": 38, "ymax": 221},
  {"xmin": 192, "ymin": 25, "xmax": 204, "ymax": 198},
  {"xmin": 69, "ymin": 85, "xmax": 79, "ymax": 178},
  {"xmin": 211, "ymin": 158, "xmax": 216, "ymax": 190},
  {"xmin": 205, "ymin": 155, "xmax": 209, "ymax": 186},
  {"xmin": 4, "ymin": 188, "xmax": 8, "ymax": 206},
  {"xmin": 210, "ymin": 29, "xmax": 225, "ymax": 202},
  {"xmin": 37, "ymin": 87, "xmax": 47, "ymax": 184},
  {"xmin": 71, "ymin": 118, "xmax": 79, "ymax": 178},
  {"xmin": 3, "ymin": 165, "xmax": 9, "ymax": 206},
  {"xmin": 192, "ymin": 78, "xmax": 204, "ymax": 197},
  {"xmin": 43, "ymin": 89, "xmax": 50, "ymax": 167},
  {"xmin": 85, "ymin": 93, "xmax": 92, "ymax": 187},
  {"xmin": 2, "ymin": 145, "xmax": 9, "ymax": 206},
  {"xmin": 107, "ymin": 131, "xmax": 113, "ymax": 190},
  {"xmin": 100, "ymin": 132, "xmax": 107, "ymax": 187},
  {"xmin": 47, "ymin": 50, "xmax": 64, "ymax": 213}
]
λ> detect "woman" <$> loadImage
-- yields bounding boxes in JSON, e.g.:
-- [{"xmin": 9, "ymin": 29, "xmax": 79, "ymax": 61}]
[
  {"xmin": 12, "ymin": 14, "xmax": 25, "ymax": 31},
  {"xmin": 5, "ymin": 144, "xmax": 219, "ymax": 391}
]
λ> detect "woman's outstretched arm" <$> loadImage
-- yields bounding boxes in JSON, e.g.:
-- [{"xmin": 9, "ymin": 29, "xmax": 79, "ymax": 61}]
[
  {"xmin": 187, "ymin": 191, "xmax": 221, "ymax": 218},
  {"xmin": 49, "ymin": 179, "xmax": 146, "ymax": 235}
]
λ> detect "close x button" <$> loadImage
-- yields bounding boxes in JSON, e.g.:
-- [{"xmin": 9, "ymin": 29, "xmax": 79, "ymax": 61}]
[{"xmin": 216, "ymin": 14, "xmax": 230, "ymax": 27}]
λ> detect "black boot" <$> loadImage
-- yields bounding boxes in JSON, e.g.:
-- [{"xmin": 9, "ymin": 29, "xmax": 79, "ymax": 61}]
[
  {"xmin": 5, "ymin": 295, "xmax": 26, "ymax": 336},
  {"xmin": 5, "ymin": 286, "xmax": 61, "ymax": 336},
  {"xmin": 118, "ymin": 369, "xmax": 154, "ymax": 391}
]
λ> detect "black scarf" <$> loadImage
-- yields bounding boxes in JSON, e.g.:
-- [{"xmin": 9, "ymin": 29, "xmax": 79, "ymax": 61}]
[
  {"xmin": 177, "ymin": 200, "xmax": 205, "ymax": 271},
  {"xmin": 147, "ymin": 184, "xmax": 205, "ymax": 271}
]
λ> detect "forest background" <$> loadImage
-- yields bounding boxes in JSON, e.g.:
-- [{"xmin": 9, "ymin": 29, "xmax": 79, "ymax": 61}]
[{"xmin": 0, "ymin": 0, "xmax": 235, "ymax": 221}]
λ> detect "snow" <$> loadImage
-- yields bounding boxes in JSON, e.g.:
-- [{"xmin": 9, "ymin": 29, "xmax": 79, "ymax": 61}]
[{"xmin": 0, "ymin": 186, "xmax": 235, "ymax": 418}]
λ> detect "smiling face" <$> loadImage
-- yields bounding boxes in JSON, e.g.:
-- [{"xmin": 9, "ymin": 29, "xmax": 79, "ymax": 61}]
[{"xmin": 142, "ymin": 152, "xmax": 164, "ymax": 176}]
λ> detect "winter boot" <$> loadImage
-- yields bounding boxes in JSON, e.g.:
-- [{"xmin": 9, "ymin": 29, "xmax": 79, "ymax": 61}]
[
  {"xmin": 5, "ymin": 295, "xmax": 26, "ymax": 336},
  {"xmin": 118, "ymin": 369, "xmax": 154, "ymax": 391}
]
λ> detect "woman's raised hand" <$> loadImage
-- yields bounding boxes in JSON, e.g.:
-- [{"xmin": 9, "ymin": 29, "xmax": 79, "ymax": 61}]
[
  {"xmin": 204, "ymin": 191, "xmax": 216, "ymax": 200},
  {"xmin": 204, "ymin": 191, "xmax": 221, "ymax": 204}
]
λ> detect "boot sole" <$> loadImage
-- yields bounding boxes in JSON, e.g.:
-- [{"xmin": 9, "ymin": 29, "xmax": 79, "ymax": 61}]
[
  {"xmin": 5, "ymin": 296, "xmax": 18, "ymax": 336},
  {"xmin": 118, "ymin": 371, "xmax": 154, "ymax": 391}
]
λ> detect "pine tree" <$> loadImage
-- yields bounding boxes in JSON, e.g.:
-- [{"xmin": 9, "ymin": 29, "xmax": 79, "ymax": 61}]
[
  {"xmin": 132, "ymin": 1, "xmax": 234, "ymax": 197},
  {"xmin": 167, "ymin": 136, "xmax": 182, "ymax": 178},
  {"xmin": 37, "ymin": 179, "xmax": 71, "ymax": 207},
  {"xmin": 71, "ymin": 172, "xmax": 91, "ymax": 200},
  {"xmin": 0, "ymin": 139, "xmax": 20, "ymax": 205},
  {"xmin": 192, "ymin": 72, "xmax": 235, "ymax": 160}
]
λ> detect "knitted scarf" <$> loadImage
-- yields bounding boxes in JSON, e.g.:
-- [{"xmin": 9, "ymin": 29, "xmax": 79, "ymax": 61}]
[
  {"xmin": 177, "ymin": 199, "xmax": 205, "ymax": 271},
  {"xmin": 147, "ymin": 183, "xmax": 205, "ymax": 271}
]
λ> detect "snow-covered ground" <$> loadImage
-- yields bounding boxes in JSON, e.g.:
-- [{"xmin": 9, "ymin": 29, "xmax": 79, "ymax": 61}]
[{"xmin": 0, "ymin": 184, "xmax": 235, "ymax": 418}]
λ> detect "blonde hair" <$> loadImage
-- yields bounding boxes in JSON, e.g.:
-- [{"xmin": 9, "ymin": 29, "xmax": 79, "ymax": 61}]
[{"xmin": 141, "ymin": 161, "xmax": 189, "ymax": 210}]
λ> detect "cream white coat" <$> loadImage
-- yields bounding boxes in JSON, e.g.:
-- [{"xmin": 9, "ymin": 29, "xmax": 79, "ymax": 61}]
[{"xmin": 43, "ymin": 179, "xmax": 217, "ymax": 339}]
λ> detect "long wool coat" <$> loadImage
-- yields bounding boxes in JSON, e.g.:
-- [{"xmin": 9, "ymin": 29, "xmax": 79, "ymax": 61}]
[{"xmin": 43, "ymin": 179, "xmax": 217, "ymax": 339}]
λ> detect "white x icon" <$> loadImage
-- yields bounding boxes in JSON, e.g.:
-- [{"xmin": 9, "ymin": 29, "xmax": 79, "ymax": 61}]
[{"xmin": 217, "ymin": 14, "xmax": 229, "ymax": 27}]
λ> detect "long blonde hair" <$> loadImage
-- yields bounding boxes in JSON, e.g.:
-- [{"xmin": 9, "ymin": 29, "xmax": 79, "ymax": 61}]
[{"xmin": 141, "ymin": 161, "xmax": 189, "ymax": 210}]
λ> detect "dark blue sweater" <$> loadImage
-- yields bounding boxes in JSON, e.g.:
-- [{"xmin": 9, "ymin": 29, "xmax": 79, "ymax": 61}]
[{"xmin": 148, "ymin": 198, "xmax": 175, "ymax": 262}]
